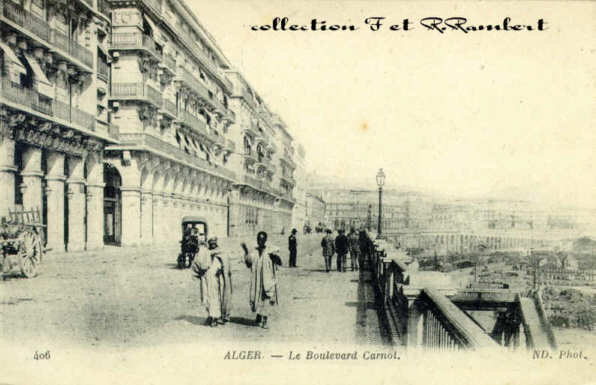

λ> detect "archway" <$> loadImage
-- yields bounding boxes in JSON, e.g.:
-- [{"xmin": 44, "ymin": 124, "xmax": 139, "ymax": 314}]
[{"xmin": 104, "ymin": 164, "xmax": 122, "ymax": 245}]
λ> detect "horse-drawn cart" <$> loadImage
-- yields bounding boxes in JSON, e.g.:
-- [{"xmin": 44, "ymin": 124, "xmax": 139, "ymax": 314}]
[{"xmin": 0, "ymin": 207, "xmax": 45, "ymax": 279}]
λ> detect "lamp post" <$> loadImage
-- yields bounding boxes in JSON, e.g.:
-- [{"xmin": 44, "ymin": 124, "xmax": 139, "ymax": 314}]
[{"xmin": 376, "ymin": 168, "xmax": 385, "ymax": 239}]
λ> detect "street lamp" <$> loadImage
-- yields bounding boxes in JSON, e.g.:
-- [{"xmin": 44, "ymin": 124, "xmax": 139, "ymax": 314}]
[{"xmin": 376, "ymin": 168, "xmax": 385, "ymax": 239}]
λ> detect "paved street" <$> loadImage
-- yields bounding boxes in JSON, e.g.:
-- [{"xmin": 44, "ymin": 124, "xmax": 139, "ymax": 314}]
[{"xmin": 0, "ymin": 234, "xmax": 387, "ymax": 350}]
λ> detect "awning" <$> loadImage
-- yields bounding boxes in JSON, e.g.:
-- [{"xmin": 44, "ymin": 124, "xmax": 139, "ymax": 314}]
[
  {"xmin": 24, "ymin": 54, "xmax": 54, "ymax": 98},
  {"xmin": 0, "ymin": 42, "xmax": 26, "ymax": 80}
]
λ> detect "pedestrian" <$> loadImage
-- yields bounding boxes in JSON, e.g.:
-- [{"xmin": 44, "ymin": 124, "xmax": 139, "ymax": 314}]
[
  {"xmin": 242, "ymin": 231, "xmax": 282, "ymax": 329},
  {"xmin": 210, "ymin": 237, "xmax": 233, "ymax": 323},
  {"xmin": 348, "ymin": 227, "xmax": 360, "ymax": 271},
  {"xmin": 191, "ymin": 237, "xmax": 227, "ymax": 327},
  {"xmin": 335, "ymin": 229, "xmax": 349, "ymax": 272},
  {"xmin": 288, "ymin": 228, "xmax": 298, "ymax": 267},
  {"xmin": 321, "ymin": 229, "xmax": 335, "ymax": 272},
  {"xmin": 359, "ymin": 228, "xmax": 370, "ymax": 270}
]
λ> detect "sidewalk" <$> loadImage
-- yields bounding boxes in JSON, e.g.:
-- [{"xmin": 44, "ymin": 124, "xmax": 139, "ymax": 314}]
[{"xmin": 0, "ymin": 233, "xmax": 388, "ymax": 350}]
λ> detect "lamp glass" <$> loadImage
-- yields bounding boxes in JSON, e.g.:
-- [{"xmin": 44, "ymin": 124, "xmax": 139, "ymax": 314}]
[{"xmin": 376, "ymin": 168, "xmax": 386, "ymax": 187}]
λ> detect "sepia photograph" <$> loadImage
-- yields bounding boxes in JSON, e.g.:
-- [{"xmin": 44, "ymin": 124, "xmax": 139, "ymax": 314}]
[{"xmin": 0, "ymin": 0, "xmax": 594, "ymax": 384}]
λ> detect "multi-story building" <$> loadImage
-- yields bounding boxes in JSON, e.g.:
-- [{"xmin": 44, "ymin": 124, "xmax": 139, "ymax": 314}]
[
  {"xmin": 105, "ymin": 1, "xmax": 237, "ymax": 247},
  {"xmin": 225, "ymin": 70, "xmax": 294, "ymax": 237},
  {"xmin": 0, "ymin": 0, "xmax": 116, "ymax": 252},
  {"xmin": 305, "ymin": 192, "xmax": 325, "ymax": 230},
  {"xmin": 0, "ymin": 0, "xmax": 301, "ymax": 252},
  {"xmin": 292, "ymin": 143, "xmax": 306, "ymax": 231}
]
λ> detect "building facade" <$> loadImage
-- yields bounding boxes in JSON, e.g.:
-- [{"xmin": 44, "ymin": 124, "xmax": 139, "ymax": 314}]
[
  {"xmin": 0, "ymin": 0, "xmax": 115, "ymax": 252},
  {"xmin": 225, "ymin": 71, "xmax": 296, "ymax": 238},
  {"xmin": 0, "ymin": 0, "xmax": 301, "ymax": 252}
]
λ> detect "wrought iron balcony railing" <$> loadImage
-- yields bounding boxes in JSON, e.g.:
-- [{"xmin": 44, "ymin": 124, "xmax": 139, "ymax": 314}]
[
  {"xmin": 110, "ymin": 32, "xmax": 161, "ymax": 60},
  {"xmin": 177, "ymin": 110, "xmax": 208, "ymax": 136},
  {"xmin": 110, "ymin": 82, "xmax": 161, "ymax": 107},
  {"xmin": 1, "ymin": 79, "xmax": 96, "ymax": 132},
  {"xmin": 161, "ymin": 99, "xmax": 177, "ymax": 119},
  {"xmin": 1, "ymin": 1, "xmax": 93, "ymax": 69},
  {"xmin": 97, "ymin": 57, "xmax": 109, "ymax": 81}
]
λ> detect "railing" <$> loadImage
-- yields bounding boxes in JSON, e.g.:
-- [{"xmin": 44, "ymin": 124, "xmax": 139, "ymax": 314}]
[
  {"xmin": 108, "ymin": 123, "xmax": 119, "ymax": 139},
  {"xmin": 110, "ymin": 82, "xmax": 161, "ymax": 107},
  {"xmin": 1, "ymin": 79, "xmax": 96, "ymax": 132},
  {"xmin": 1, "ymin": 1, "xmax": 93, "ymax": 68},
  {"xmin": 177, "ymin": 32, "xmax": 232, "ymax": 91},
  {"xmin": 176, "ymin": 67, "xmax": 212, "ymax": 103},
  {"xmin": 118, "ymin": 133, "xmax": 236, "ymax": 180},
  {"xmin": 163, "ymin": 53, "xmax": 176, "ymax": 73},
  {"xmin": 177, "ymin": 110, "xmax": 208, "ymax": 136},
  {"xmin": 71, "ymin": 108, "xmax": 95, "ymax": 131},
  {"xmin": 162, "ymin": 99, "xmax": 177, "ymax": 118},
  {"xmin": 111, "ymin": 32, "xmax": 160, "ymax": 59},
  {"xmin": 376, "ymin": 255, "xmax": 499, "ymax": 350},
  {"xmin": 97, "ymin": 57, "xmax": 109, "ymax": 81},
  {"xmin": 418, "ymin": 288, "xmax": 499, "ymax": 350}
]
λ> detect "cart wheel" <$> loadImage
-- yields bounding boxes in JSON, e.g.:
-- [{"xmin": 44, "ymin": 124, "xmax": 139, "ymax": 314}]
[{"xmin": 20, "ymin": 230, "xmax": 41, "ymax": 278}]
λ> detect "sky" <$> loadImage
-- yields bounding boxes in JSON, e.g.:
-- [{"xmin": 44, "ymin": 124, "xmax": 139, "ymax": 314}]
[{"xmin": 188, "ymin": 1, "xmax": 595, "ymax": 208}]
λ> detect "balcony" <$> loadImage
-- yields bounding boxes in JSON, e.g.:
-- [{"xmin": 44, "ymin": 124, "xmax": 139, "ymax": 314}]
[
  {"xmin": 108, "ymin": 123, "xmax": 119, "ymax": 140},
  {"xmin": 1, "ymin": 79, "xmax": 98, "ymax": 133},
  {"xmin": 160, "ymin": 53, "xmax": 176, "ymax": 74},
  {"xmin": 177, "ymin": 110, "xmax": 208, "ymax": 136},
  {"xmin": 110, "ymin": 82, "xmax": 162, "ymax": 107},
  {"xmin": 1, "ymin": 1, "xmax": 93, "ymax": 70},
  {"xmin": 176, "ymin": 30, "xmax": 232, "ymax": 92},
  {"xmin": 280, "ymin": 156, "xmax": 296, "ymax": 169},
  {"xmin": 241, "ymin": 88, "xmax": 256, "ymax": 110},
  {"xmin": 117, "ymin": 133, "xmax": 236, "ymax": 181},
  {"xmin": 110, "ymin": 32, "xmax": 161, "ymax": 61},
  {"xmin": 281, "ymin": 174, "xmax": 296, "ymax": 186},
  {"xmin": 160, "ymin": 98, "xmax": 177, "ymax": 119},
  {"xmin": 97, "ymin": 57, "xmax": 109, "ymax": 81},
  {"xmin": 176, "ymin": 67, "xmax": 213, "ymax": 105}
]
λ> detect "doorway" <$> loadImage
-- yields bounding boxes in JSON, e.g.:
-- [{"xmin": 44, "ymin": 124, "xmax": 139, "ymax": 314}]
[{"xmin": 103, "ymin": 164, "xmax": 121, "ymax": 245}]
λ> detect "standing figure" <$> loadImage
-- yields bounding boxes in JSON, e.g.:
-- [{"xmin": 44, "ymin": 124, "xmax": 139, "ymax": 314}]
[
  {"xmin": 348, "ymin": 227, "xmax": 360, "ymax": 271},
  {"xmin": 191, "ymin": 238, "xmax": 227, "ymax": 327},
  {"xmin": 210, "ymin": 237, "xmax": 233, "ymax": 323},
  {"xmin": 288, "ymin": 228, "xmax": 298, "ymax": 267},
  {"xmin": 335, "ymin": 229, "xmax": 349, "ymax": 272},
  {"xmin": 359, "ymin": 229, "xmax": 371, "ymax": 270},
  {"xmin": 321, "ymin": 229, "xmax": 335, "ymax": 273},
  {"xmin": 242, "ymin": 231, "xmax": 282, "ymax": 329}
]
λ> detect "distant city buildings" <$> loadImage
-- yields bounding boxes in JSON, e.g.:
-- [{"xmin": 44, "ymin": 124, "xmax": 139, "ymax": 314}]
[{"xmin": 313, "ymin": 188, "xmax": 596, "ymax": 256}]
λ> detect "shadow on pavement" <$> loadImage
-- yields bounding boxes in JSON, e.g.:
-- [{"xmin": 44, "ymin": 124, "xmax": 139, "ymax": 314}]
[
  {"xmin": 302, "ymin": 268, "xmax": 330, "ymax": 273},
  {"xmin": 174, "ymin": 315, "xmax": 207, "ymax": 326},
  {"xmin": 229, "ymin": 316, "xmax": 257, "ymax": 327}
]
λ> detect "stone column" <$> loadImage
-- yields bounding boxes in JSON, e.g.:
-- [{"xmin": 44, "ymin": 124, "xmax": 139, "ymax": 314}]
[
  {"xmin": 140, "ymin": 190, "xmax": 153, "ymax": 245},
  {"xmin": 21, "ymin": 146, "xmax": 43, "ymax": 212},
  {"xmin": 85, "ymin": 183, "xmax": 104, "ymax": 250},
  {"xmin": 66, "ymin": 156, "xmax": 86, "ymax": 251},
  {"xmin": 45, "ymin": 152, "xmax": 66, "ymax": 252},
  {"xmin": 120, "ymin": 187, "xmax": 141, "ymax": 247},
  {"xmin": 0, "ymin": 138, "xmax": 17, "ymax": 217},
  {"xmin": 86, "ymin": 154, "xmax": 104, "ymax": 250}
]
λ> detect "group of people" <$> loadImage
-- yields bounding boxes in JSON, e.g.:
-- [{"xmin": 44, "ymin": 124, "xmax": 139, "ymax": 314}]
[
  {"xmin": 190, "ymin": 232, "xmax": 282, "ymax": 329},
  {"xmin": 321, "ymin": 227, "xmax": 375, "ymax": 273}
]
